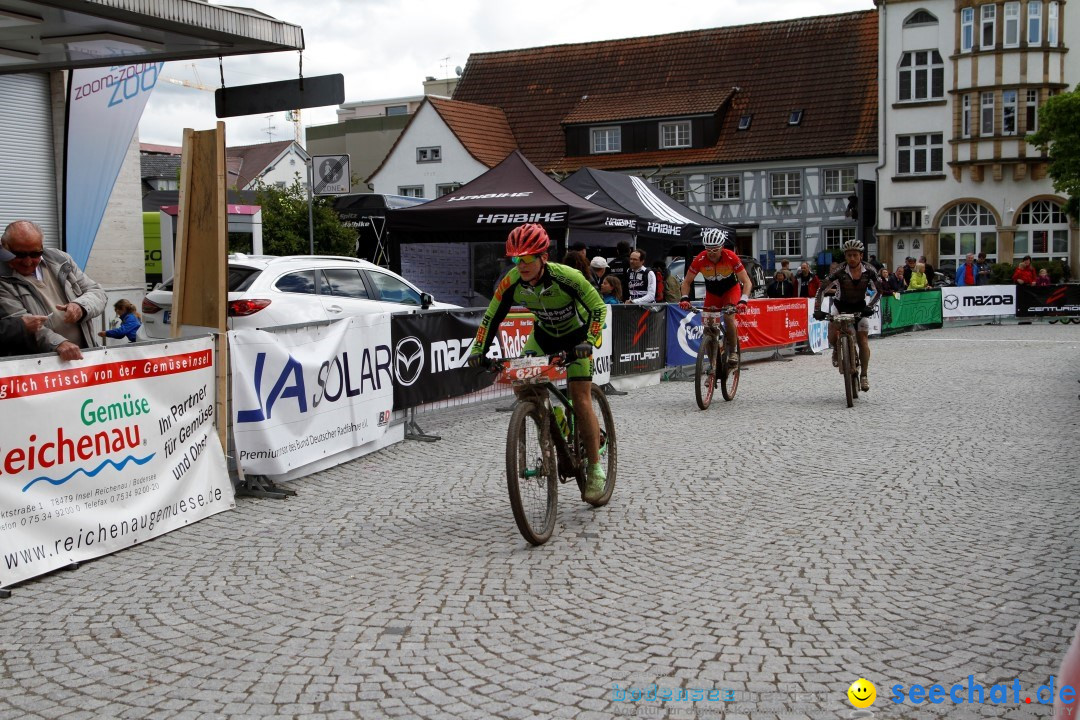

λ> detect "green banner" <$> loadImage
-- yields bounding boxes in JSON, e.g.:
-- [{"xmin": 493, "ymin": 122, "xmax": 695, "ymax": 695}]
[{"xmin": 880, "ymin": 289, "xmax": 943, "ymax": 334}]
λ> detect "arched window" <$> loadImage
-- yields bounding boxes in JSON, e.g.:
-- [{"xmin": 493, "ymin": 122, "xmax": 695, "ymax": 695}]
[
  {"xmin": 1014, "ymin": 200, "xmax": 1069, "ymax": 260},
  {"xmin": 904, "ymin": 9, "xmax": 938, "ymax": 26},
  {"xmin": 938, "ymin": 202, "xmax": 997, "ymax": 273}
]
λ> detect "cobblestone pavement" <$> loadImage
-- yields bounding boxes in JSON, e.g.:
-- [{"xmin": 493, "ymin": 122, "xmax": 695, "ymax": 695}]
[{"xmin": 3, "ymin": 323, "xmax": 1079, "ymax": 720}]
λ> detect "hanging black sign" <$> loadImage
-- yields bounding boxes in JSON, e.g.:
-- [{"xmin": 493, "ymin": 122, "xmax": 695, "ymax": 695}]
[{"xmin": 215, "ymin": 74, "xmax": 345, "ymax": 118}]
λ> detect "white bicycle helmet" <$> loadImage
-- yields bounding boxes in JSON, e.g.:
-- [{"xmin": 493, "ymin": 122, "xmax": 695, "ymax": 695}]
[
  {"xmin": 701, "ymin": 227, "xmax": 731, "ymax": 248},
  {"xmin": 841, "ymin": 239, "xmax": 864, "ymax": 253}
]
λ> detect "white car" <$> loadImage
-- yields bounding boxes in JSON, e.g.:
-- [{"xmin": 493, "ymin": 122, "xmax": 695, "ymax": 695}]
[{"xmin": 142, "ymin": 254, "xmax": 459, "ymax": 338}]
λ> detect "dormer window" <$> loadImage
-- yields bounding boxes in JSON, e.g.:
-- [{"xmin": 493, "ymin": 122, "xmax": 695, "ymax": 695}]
[
  {"xmin": 788, "ymin": 110, "xmax": 804, "ymax": 126},
  {"xmin": 591, "ymin": 126, "xmax": 621, "ymax": 154},
  {"xmin": 659, "ymin": 121, "xmax": 691, "ymax": 149},
  {"xmin": 737, "ymin": 114, "xmax": 752, "ymax": 131}
]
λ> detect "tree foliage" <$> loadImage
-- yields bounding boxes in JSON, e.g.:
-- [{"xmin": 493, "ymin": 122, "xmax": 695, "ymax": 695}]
[
  {"xmin": 1027, "ymin": 85, "xmax": 1080, "ymax": 220},
  {"xmin": 250, "ymin": 177, "xmax": 355, "ymax": 256}
]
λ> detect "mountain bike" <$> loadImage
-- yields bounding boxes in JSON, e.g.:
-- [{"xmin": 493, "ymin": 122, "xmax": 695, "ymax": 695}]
[
  {"xmin": 692, "ymin": 305, "xmax": 741, "ymax": 409},
  {"xmin": 492, "ymin": 354, "xmax": 618, "ymax": 545},
  {"xmin": 833, "ymin": 312, "xmax": 861, "ymax": 408}
]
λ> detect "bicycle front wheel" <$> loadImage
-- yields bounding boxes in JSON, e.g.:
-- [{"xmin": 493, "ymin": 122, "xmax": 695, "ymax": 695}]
[
  {"xmin": 577, "ymin": 384, "xmax": 618, "ymax": 507},
  {"xmin": 694, "ymin": 334, "xmax": 716, "ymax": 410},
  {"xmin": 840, "ymin": 335, "xmax": 854, "ymax": 408},
  {"xmin": 720, "ymin": 337, "xmax": 740, "ymax": 401},
  {"xmin": 506, "ymin": 401, "xmax": 557, "ymax": 545}
]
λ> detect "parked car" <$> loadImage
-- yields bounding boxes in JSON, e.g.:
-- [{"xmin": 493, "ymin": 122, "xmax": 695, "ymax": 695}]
[
  {"xmin": 666, "ymin": 255, "xmax": 768, "ymax": 299},
  {"xmin": 141, "ymin": 254, "xmax": 459, "ymax": 338}
]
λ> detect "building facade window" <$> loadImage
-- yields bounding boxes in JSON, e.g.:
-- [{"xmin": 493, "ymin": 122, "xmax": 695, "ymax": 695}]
[
  {"xmin": 436, "ymin": 183, "xmax": 461, "ymax": 197},
  {"xmin": 1015, "ymin": 200, "xmax": 1069, "ymax": 259},
  {"xmin": 1004, "ymin": 2, "xmax": 1021, "ymax": 46},
  {"xmin": 938, "ymin": 202, "xmax": 997, "ymax": 273},
  {"xmin": 772, "ymin": 229, "xmax": 802, "ymax": 256},
  {"xmin": 416, "ymin": 146, "xmax": 441, "ymax": 163},
  {"xmin": 904, "ymin": 9, "xmax": 938, "ymax": 25},
  {"xmin": 1026, "ymin": 89, "xmax": 1039, "ymax": 131},
  {"xmin": 896, "ymin": 133, "xmax": 943, "ymax": 175},
  {"xmin": 961, "ymin": 7, "xmax": 975, "ymax": 51},
  {"xmin": 1048, "ymin": 1, "xmax": 1059, "ymax": 46},
  {"xmin": 659, "ymin": 121, "xmax": 691, "ymax": 149},
  {"xmin": 891, "ymin": 209, "xmax": 921, "ymax": 229},
  {"xmin": 661, "ymin": 177, "xmax": 687, "ymax": 202},
  {"xmin": 710, "ymin": 175, "xmax": 741, "ymax": 201},
  {"xmin": 591, "ymin": 127, "xmax": 621, "ymax": 154},
  {"xmin": 824, "ymin": 227, "xmax": 856, "ymax": 253},
  {"xmin": 823, "ymin": 167, "xmax": 856, "ymax": 195},
  {"xmin": 962, "ymin": 94, "xmax": 972, "ymax": 137},
  {"xmin": 385, "ymin": 104, "xmax": 408, "ymax": 116},
  {"xmin": 1002, "ymin": 90, "xmax": 1018, "ymax": 134},
  {"xmin": 981, "ymin": 92, "xmax": 995, "ymax": 135},
  {"xmin": 898, "ymin": 50, "xmax": 944, "ymax": 101},
  {"xmin": 770, "ymin": 171, "xmax": 802, "ymax": 198},
  {"xmin": 398, "ymin": 186, "xmax": 424, "ymax": 198},
  {"xmin": 1028, "ymin": 2, "xmax": 1042, "ymax": 44},
  {"xmin": 981, "ymin": 4, "xmax": 996, "ymax": 49}
]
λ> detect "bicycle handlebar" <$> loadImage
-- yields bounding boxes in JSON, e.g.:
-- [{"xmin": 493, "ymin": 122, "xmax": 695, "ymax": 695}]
[{"xmin": 690, "ymin": 305, "xmax": 739, "ymax": 316}]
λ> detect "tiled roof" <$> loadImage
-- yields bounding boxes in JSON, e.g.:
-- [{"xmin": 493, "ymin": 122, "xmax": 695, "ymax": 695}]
[
  {"xmin": 140, "ymin": 142, "xmax": 182, "ymax": 155},
  {"xmin": 428, "ymin": 97, "xmax": 518, "ymax": 167},
  {"xmin": 225, "ymin": 140, "xmax": 296, "ymax": 189},
  {"xmin": 562, "ymin": 86, "xmax": 736, "ymax": 125},
  {"xmin": 140, "ymin": 154, "xmax": 181, "ymax": 179},
  {"xmin": 452, "ymin": 11, "xmax": 878, "ymax": 173}
]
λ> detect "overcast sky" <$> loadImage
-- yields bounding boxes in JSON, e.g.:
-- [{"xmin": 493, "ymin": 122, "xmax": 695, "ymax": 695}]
[{"xmin": 138, "ymin": 0, "xmax": 873, "ymax": 148}]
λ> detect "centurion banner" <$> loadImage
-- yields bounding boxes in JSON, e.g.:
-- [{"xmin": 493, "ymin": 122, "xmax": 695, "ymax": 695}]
[
  {"xmin": 230, "ymin": 315, "xmax": 395, "ymax": 477},
  {"xmin": 941, "ymin": 285, "xmax": 1017, "ymax": 318},
  {"xmin": 0, "ymin": 337, "xmax": 233, "ymax": 588},
  {"xmin": 65, "ymin": 63, "xmax": 163, "ymax": 268}
]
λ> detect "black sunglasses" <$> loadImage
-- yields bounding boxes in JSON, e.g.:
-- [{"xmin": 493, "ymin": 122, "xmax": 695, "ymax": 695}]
[{"xmin": 10, "ymin": 250, "xmax": 43, "ymax": 259}]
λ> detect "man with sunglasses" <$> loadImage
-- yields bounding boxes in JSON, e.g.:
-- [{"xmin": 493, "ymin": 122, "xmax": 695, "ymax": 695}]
[
  {"xmin": 0, "ymin": 220, "xmax": 107, "ymax": 361},
  {"xmin": 679, "ymin": 227, "xmax": 752, "ymax": 369},
  {"xmin": 467, "ymin": 223, "xmax": 609, "ymax": 503}
]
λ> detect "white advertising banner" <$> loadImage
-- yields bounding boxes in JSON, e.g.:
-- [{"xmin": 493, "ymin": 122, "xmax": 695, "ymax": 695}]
[
  {"xmin": 230, "ymin": 315, "xmax": 395, "ymax": 477},
  {"xmin": 817, "ymin": 296, "xmax": 882, "ymax": 337},
  {"xmin": 1, "ymin": 337, "xmax": 233, "ymax": 588},
  {"xmin": 66, "ymin": 63, "xmax": 163, "ymax": 268},
  {"xmin": 941, "ymin": 285, "xmax": 1017, "ymax": 318}
]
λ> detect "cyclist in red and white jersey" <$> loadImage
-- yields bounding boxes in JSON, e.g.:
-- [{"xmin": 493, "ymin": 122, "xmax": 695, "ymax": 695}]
[{"xmin": 678, "ymin": 228, "xmax": 753, "ymax": 368}]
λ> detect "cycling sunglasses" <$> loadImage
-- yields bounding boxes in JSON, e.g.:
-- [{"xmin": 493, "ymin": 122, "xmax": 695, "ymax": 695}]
[
  {"xmin": 511, "ymin": 254, "xmax": 540, "ymax": 265},
  {"xmin": 9, "ymin": 250, "xmax": 44, "ymax": 259}
]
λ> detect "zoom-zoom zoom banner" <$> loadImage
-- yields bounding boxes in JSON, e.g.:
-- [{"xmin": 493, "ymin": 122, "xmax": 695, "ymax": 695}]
[{"xmin": 0, "ymin": 337, "xmax": 233, "ymax": 588}]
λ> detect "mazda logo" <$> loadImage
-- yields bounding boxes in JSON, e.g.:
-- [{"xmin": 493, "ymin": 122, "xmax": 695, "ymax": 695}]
[
  {"xmin": 943, "ymin": 294, "xmax": 959, "ymax": 310},
  {"xmin": 394, "ymin": 336, "xmax": 424, "ymax": 386}
]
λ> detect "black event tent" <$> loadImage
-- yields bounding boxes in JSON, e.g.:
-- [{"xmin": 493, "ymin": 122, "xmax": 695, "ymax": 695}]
[
  {"xmin": 561, "ymin": 167, "xmax": 734, "ymax": 246},
  {"xmin": 385, "ymin": 150, "xmax": 636, "ymax": 247}
]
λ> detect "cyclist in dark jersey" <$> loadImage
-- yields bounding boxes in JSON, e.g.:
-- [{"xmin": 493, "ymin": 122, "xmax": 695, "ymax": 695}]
[
  {"xmin": 813, "ymin": 239, "xmax": 882, "ymax": 392},
  {"xmin": 678, "ymin": 227, "xmax": 752, "ymax": 367},
  {"xmin": 468, "ymin": 224, "xmax": 609, "ymax": 502}
]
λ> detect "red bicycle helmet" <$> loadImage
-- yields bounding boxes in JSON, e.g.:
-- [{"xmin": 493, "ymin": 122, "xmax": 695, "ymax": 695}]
[{"xmin": 505, "ymin": 223, "xmax": 550, "ymax": 257}]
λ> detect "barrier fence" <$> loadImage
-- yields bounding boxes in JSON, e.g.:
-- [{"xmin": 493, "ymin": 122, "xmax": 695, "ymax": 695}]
[{"xmin": 3, "ymin": 284, "xmax": 1075, "ymax": 588}]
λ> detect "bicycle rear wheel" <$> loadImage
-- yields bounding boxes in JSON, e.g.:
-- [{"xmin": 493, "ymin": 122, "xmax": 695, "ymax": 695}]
[
  {"xmin": 720, "ymin": 337, "xmax": 740, "ymax": 401},
  {"xmin": 575, "ymin": 384, "xmax": 618, "ymax": 507},
  {"xmin": 506, "ymin": 400, "xmax": 557, "ymax": 545},
  {"xmin": 841, "ymin": 335, "xmax": 855, "ymax": 408},
  {"xmin": 694, "ymin": 334, "xmax": 716, "ymax": 410}
]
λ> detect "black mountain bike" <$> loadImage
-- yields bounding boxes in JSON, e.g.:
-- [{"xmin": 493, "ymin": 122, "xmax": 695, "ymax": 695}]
[
  {"xmin": 692, "ymin": 305, "xmax": 741, "ymax": 410},
  {"xmin": 494, "ymin": 355, "xmax": 617, "ymax": 545},
  {"xmin": 833, "ymin": 312, "xmax": 861, "ymax": 408}
]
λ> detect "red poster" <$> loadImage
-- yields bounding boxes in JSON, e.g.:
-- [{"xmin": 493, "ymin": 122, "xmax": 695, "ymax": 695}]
[
  {"xmin": 494, "ymin": 312, "xmax": 566, "ymax": 384},
  {"xmin": 737, "ymin": 299, "xmax": 809, "ymax": 349}
]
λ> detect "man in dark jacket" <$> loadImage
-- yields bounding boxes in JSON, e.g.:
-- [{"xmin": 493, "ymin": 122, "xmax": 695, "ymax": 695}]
[
  {"xmin": 766, "ymin": 270, "xmax": 795, "ymax": 298},
  {"xmin": 606, "ymin": 240, "xmax": 632, "ymax": 301}
]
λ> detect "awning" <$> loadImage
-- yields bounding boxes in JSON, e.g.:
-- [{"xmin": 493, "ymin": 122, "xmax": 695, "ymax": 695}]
[{"xmin": 0, "ymin": 0, "xmax": 304, "ymax": 74}]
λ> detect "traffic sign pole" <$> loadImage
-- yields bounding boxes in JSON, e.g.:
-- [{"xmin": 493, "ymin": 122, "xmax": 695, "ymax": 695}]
[{"xmin": 307, "ymin": 157, "xmax": 315, "ymax": 255}]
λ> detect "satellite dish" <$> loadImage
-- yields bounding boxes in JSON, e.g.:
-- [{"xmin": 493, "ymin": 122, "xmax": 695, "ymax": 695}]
[{"xmin": 454, "ymin": 66, "xmax": 463, "ymax": 77}]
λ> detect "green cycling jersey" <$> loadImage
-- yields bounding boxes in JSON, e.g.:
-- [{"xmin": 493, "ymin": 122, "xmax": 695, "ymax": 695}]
[{"xmin": 471, "ymin": 262, "xmax": 607, "ymax": 357}]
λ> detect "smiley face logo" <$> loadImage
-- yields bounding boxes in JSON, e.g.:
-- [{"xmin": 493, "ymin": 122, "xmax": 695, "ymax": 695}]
[{"xmin": 847, "ymin": 678, "xmax": 876, "ymax": 708}]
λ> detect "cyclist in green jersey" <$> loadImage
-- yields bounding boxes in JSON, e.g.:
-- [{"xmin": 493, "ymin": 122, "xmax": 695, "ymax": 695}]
[{"xmin": 468, "ymin": 223, "xmax": 609, "ymax": 503}]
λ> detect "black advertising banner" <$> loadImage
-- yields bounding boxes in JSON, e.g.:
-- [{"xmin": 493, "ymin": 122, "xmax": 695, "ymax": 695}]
[
  {"xmin": 1016, "ymin": 285, "xmax": 1080, "ymax": 317},
  {"xmin": 610, "ymin": 305, "xmax": 666, "ymax": 377},
  {"xmin": 391, "ymin": 310, "xmax": 495, "ymax": 409}
]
